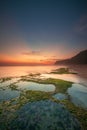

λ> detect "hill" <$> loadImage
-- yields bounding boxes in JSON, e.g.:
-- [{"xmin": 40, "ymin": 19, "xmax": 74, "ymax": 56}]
[{"xmin": 55, "ymin": 50, "xmax": 87, "ymax": 65}]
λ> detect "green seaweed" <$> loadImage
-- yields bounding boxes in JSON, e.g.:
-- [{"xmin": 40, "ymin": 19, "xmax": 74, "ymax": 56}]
[
  {"xmin": 9, "ymin": 84, "xmax": 19, "ymax": 90},
  {"xmin": 0, "ymin": 77, "xmax": 12, "ymax": 83},
  {"xmin": 0, "ymin": 76, "xmax": 86, "ymax": 130},
  {"xmin": 50, "ymin": 68, "xmax": 77, "ymax": 74},
  {"xmin": 20, "ymin": 78, "xmax": 72, "ymax": 94},
  {"xmin": 60, "ymin": 100, "xmax": 87, "ymax": 130},
  {"xmin": 17, "ymin": 90, "xmax": 52, "ymax": 106},
  {"xmin": 29, "ymin": 73, "xmax": 41, "ymax": 77}
]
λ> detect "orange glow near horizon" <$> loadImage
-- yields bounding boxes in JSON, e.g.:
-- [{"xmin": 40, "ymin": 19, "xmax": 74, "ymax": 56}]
[
  {"xmin": 0, "ymin": 40, "xmax": 77, "ymax": 65},
  {"xmin": 0, "ymin": 49, "xmax": 77, "ymax": 65},
  {"xmin": 0, "ymin": 53, "xmax": 56, "ymax": 65}
]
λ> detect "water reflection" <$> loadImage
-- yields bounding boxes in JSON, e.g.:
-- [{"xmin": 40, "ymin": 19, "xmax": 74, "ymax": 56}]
[
  {"xmin": 0, "ymin": 65, "xmax": 66, "ymax": 78},
  {"xmin": 53, "ymin": 93, "xmax": 67, "ymax": 100},
  {"xmin": 0, "ymin": 89, "xmax": 20, "ymax": 102},
  {"xmin": 40, "ymin": 73, "xmax": 86, "ymax": 85},
  {"xmin": 16, "ymin": 81, "xmax": 55, "ymax": 92},
  {"xmin": 0, "ymin": 65, "xmax": 87, "ymax": 86},
  {"xmin": 68, "ymin": 84, "xmax": 87, "ymax": 109},
  {"xmin": 0, "ymin": 78, "xmax": 20, "ymax": 88}
]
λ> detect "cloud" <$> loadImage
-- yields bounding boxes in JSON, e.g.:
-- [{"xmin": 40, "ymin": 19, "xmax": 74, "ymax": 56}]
[
  {"xmin": 22, "ymin": 51, "xmax": 41, "ymax": 56},
  {"xmin": 44, "ymin": 55, "xmax": 57, "ymax": 58},
  {"xmin": 40, "ymin": 58, "xmax": 58, "ymax": 62},
  {"xmin": 46, "ymin": 58, "xmax": 58, "ymax": 61}
]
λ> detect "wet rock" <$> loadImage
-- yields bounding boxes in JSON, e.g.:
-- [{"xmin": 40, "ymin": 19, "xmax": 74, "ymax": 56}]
[{"xmin": 10, "ymin": 100, "xmax": 81, "ymax": 130}]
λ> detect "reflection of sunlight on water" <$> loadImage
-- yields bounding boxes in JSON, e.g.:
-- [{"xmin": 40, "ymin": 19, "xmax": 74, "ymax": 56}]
[
  {"xmin": 41, "ymin": 73, "xmax": 81, "ymax": 83},
  {"xmin": 0, "ymin": 65, "xmax": 87, "ymax": 86},
  {"xmin": 67, "ymin": 65, "xmax": 87, "ymax": 79},
  {"xmin": 16, "ymin": 81, "xmax": 55, "ymax": 92},
  {"xmin": 0, "ymin": 78, "xmax": 20, "ymax": 88},
  {"xmin": 0, "ymin": 65, "xmax": 66, "ymax": 78}
]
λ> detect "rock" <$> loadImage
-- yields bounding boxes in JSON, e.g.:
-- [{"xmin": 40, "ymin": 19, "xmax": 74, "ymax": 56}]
[{"xmin": 10, "ymin": 100, "xmax": 81, "ymax": 130}]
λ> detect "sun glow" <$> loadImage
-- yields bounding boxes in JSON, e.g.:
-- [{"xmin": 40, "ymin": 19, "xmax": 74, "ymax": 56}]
[
  {"xmin": 0, "ymin": 39, "xmax": 75, "ymax": 66},
  {"xmin": 0, "ymin": 52, "xmax": 56, "ymax": 65}
]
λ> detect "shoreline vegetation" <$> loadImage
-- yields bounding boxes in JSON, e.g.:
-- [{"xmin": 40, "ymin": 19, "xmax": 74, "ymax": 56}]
[{"xmin": 0, "ymin": 72, "xmax": 87, "ymax": 130}]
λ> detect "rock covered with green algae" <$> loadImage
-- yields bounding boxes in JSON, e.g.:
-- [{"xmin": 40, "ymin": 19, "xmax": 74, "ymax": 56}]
[
  {"xmin": 9, "ymin": 100, "xmax": 81, "ymax": 130},
  {"xmin": 50, "ymin": 68, "xmax": 77, "ymax": 74}
]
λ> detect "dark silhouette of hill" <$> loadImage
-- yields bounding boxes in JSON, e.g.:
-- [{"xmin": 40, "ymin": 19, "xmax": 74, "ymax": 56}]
[{"xmin": 55, "ymin": 50, "xmax": 87, "ymax": 65}]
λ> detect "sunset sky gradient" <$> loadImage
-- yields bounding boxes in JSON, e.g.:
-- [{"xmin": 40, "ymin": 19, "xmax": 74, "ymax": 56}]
[{"xmin": 0, "ymin": 0, "xmax": 87, "ymax": 65}]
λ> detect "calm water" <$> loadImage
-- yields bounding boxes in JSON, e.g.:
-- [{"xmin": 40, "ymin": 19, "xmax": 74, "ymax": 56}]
[
  {"xmin": 16, "ymin": 81, "xmax": 55, "ymax": 92},
  {"xmin": 0, "ymin": 65, "xmax": 87, "ymax": 79},
  {"xmin": 0, "ymin": 78, "xmax": 20, "ymax": 88},
  {"xmin": 0, "ymin": 65, "xmax": 87, "ymax": 130},
  {"xmin": 0, "ymin": 88, "xmax": 20, "ymax": 102},
  {"xmin": 53, "ymin": 93, "xmax": 67, "ymax": 100},
  {"xmin": 0, "ymin": 65, "xmax": 65, "ymax": 78},
  {"xmin": 68, "ymin": 84, "xmax": 87, "ymax": 109},
  {"xmin": 0, "ymin": 65, "xmax": 87, "ymax": 109},
  {"xmin": 0, "ymin": 65, "xmax": 87, "ymax": 87}
]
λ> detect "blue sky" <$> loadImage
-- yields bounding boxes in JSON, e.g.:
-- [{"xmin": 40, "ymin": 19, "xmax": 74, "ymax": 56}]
[{"xmin": 0, "ymin": 0, "xmax": 87, "ymax": 64}]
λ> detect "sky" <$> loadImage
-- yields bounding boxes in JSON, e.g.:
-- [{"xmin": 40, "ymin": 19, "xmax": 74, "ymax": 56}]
[{"xmin": 0, "ymin": 0, "xmax": 87, "ymax": 65}]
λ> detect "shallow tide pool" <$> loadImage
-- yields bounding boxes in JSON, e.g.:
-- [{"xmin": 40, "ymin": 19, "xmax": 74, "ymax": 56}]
[
  {"xmin": 16, "ymin": 81, "xmax": 56, "ymax": 92},
  {"xmin": 0, "ymin": 89, "xmax": 20, "ymax": 102},
  {"xmin": 68, "ymin": 83, "xmax": 87, "ymax": 109},
  {"xmin": 40, "ymin": 73, "xmax": 83, "ymax": 83},
  {"xmin": 0, "ymin": 78, "xmax": 20, "ymax": 88},
  {"xmin": 53, "ymin": 93, "xmax": 67, "ymax": 100}
]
